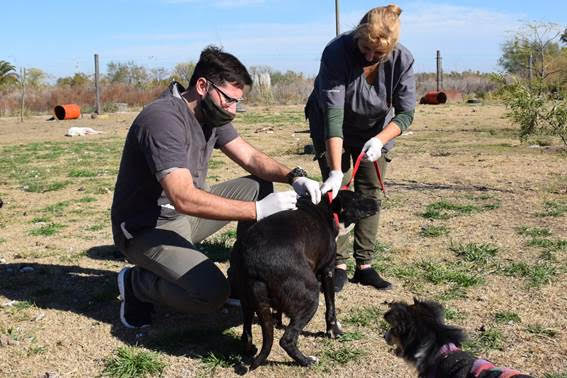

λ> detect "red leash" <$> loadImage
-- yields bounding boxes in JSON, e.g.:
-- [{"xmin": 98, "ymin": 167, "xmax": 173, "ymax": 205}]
[{"xmin": 327, "ymin": 152, "xmax": 386, "ymax": 225}]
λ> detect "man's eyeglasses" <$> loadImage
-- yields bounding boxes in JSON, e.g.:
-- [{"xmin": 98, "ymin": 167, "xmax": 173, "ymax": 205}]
[{"xmin": 205, "ymin": 78, "xmax": 244, "ymax": 106}]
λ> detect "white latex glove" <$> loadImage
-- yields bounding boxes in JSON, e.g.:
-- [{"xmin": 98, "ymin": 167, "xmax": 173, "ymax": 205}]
[
  {"xmin": 255, "ymin": 191, "xmax": 297, "ymax": 220},
  {"xmin": 320, "ymin": 170, "xmax": 344, "ymax": 200},
  {"xmin": 362, "ymin": 137, "xmax": 384, "ymax": 162},
  {"xmin": 292, "ymin": 177, "xmax": 322, "ymax": 204}
]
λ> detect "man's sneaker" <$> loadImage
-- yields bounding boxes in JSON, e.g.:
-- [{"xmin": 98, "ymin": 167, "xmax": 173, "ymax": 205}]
[
  {"xmin": 351, "ymin": 267, "xmax": 392, "ymax": 290},
  {"xmin": 334, "ymin": 268, "xmax": 348, "ymax": 292},
  {"xmin": 117, "ymin": 267, "xmax": 154, "ymax": 328}
]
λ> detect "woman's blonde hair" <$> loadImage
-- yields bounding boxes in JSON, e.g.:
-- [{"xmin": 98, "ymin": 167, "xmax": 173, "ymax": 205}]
[{"xmin": 354, "ymin": 4, "xmax": 402, "ymax": 58}]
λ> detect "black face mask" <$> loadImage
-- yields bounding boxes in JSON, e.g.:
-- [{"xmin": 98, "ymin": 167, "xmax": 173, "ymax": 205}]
[{"xmin": 199, "ymin": 93, "xmax": 235, "ymax": 127}]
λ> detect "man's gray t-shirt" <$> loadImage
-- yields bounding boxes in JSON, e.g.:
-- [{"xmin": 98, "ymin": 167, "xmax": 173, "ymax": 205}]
[
  {"xmin": 306, "ymin": 30, "xmax": 416, "ymax": 149},
  {"xmin": 111, "ymin": 82, "xmax": 238, "ymax": 242}
]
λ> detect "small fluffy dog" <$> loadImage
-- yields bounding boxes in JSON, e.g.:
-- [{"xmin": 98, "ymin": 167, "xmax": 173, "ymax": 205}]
[
  {"xmin": 230, "ymin": 190, "xmax": 378, "ymax": 370},
  {"xmin": 383, "ymin": 299, "xmax": 533, "ymax": 378}
]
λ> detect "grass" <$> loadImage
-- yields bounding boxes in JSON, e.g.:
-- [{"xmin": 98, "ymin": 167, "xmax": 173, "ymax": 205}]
[
  {"xmin": 419, "ymin": 261, "xmax": 484, "ymax": 288},
  {"xmin": 444, "ymin": 306, "xmax": 464, "ymax": 321},
  {"xmin": 420, "ymin": 224, "xmax": 449, "ymax": 237},
  {"xmin": 29, "ymin": 222, "xmax": 65, "ymax": 236},
  {"xmin": 343, "ymin": 306, "xmax": 382, "ymax": 328},
  {"xmin": 493, "ymin": 311, "xmax": 521, "ymax": 324},
  {"xmin": 27, "ymin": 345, "xmax": 47, "ymax": 356},
  {"xmin": 68, "ymin": 169, "xmax": 99, "ymax": 177},
  {"xmin": 463, "ymin": 328, "xmax": 504, "ymax": 354},
  {"xmin": 200, "ymin": 351, "xmax": 242, "ymax": 375},
  {"xmin": 199, "ymin": 230, "xmax": 237, "ymax": 262},
  {"xmin": 103, "ymin": 346, "xmax": 165, "ymax": 378},
  {"xmin": 516, "ymin": 226, "xmax": 552, "ymax": 238},
  {"xmin": 322, "ymin": 344, "xmax": 366, "ymax": 365},
  {"xmin": 500, "ymin": 262, "xmax": 558, "ymax": 287},
  {"xmin": 421, "ymin": 200, "xmax": 480, "ymax": 220},
  {"xmin": 450, "ymin": 242, "xmax": 499, "ymax": 263},
  {"xmin": 525, "ymin": 324, "xmax": 558, "ymax": 338},
  {"xmin": 544, "ymin": 373, "xmax": 567, "ymax": 378},
  {"xmin": 537, "ymin": 201, "xmax": 567, "ymax": 217},
  {"xmin": 526, "ymin": 238, "xmax": 567, "ymax": 251},
  {"xmin": 337, "ymin": 331, "xmax": 364, "ymax": 343}
]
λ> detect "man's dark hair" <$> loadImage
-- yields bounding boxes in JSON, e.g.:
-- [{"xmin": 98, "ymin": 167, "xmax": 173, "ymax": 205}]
[{"xmin": 189, "ymin": 45, "xmax": 252, "ymax": 88}]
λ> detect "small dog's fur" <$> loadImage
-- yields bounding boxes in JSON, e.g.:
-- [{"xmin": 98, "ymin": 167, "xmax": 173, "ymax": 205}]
[
  {"xmin": 230, "ymin": 190, "xmax": 378, "ymax": 370},
  {"xmin": 383, "ymin": 299, "xmax": 533, "ymax": 378}
]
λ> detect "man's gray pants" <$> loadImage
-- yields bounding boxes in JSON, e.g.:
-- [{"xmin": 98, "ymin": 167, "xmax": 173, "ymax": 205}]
[{"xmin": 117, "ymin": 176, "xmax": 272, "ymax": 314}]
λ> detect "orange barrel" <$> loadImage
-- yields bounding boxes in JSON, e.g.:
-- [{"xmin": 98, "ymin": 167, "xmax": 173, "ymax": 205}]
[
  {"xmin": 419, "ymin": 91, "xmax": 447, "ymax": 105},
  {"xmin": 54, "ymin": 104, "xmax": 81, "ymax": 120}
]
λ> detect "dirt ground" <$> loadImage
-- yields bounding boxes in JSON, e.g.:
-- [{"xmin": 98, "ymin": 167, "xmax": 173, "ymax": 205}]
[{"xmin": 0, "ymin": 103, "xmax": 566, "ymax": 377}]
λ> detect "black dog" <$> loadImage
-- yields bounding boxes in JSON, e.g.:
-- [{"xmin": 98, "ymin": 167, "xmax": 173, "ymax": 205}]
[
  {"xmin": 383, "ymin": 299, "xmax": 533, "ymax": 378},
  {"xmin": 230, "ymin": 190, "xmax": 378, "ymax": 370}
]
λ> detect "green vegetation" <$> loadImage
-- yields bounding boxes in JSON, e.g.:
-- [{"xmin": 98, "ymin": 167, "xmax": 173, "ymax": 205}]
[
  {"xmin": 344, "ymin": 306, "xmax": 383, "ymax": 328},
  {"xmin": 494, "ymin": 311, "xmax": 521, "ymax": 324},
  {"xmin": 420, "ymin": 224, "xmax": 449, "ymax": 237},
  {"xmin": 29, "ymin": 223, "xmax": 65, "ymax": 236},
  {"xmin": 463, "ymin": 328, "xmax": 504, "ymax": 354},
  {"xmin": 516, "ymin": 226, "xmax": 552, "ymax": 237},
  {"xmin": 526, "ymin": 324, "xmax": 558, "ymax": 338},
  {"xmin": 103, "ymin": 346, "xmax": 165, "ymax": 378},
  {"xmin": 537, "ymin": 201, "xmax": 567, "ymax": 217},
  {"xmin": 450, "ymin": 242, "xmax": 499, "ymax": 263},
  {"xmin": 421, "ymin": 201, "xmax": 480, "ymax": 219},
  {"xmin": 322, "ymin": 345, "xmax": 366, "ymax": 365},
  {"xmin": 500, "ymin": 262, "xmax": 557, "ymax": 287}
]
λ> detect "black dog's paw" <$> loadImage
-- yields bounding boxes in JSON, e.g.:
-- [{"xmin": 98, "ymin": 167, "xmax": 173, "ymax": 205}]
[
  {"xmin": 298, "ymin": 355, "xmax": 319, "ymax": 367},
  {"xmin": 326, "ymin": 320, "xmax": 344, "ymax": 339}
]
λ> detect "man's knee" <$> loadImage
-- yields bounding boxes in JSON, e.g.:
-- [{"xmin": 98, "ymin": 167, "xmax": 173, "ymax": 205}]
[{"xmin": 179, "ymin": 259, "xmax": 230, "ymax": 312}]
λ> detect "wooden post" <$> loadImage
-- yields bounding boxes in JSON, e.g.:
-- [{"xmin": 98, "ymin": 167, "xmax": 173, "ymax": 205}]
[
  {"xmin": 436, "ymin": 50, "xmax": 443, "ymax": 91},
  {"xmin": 20, "ymin": 68, "xmax": 26, "ymax": 123},
  {"xmin": 335, "ymin": 0, "xmax": 340, "ymax": 36},
  {"xmin": 94, "ymin": 54, "xmax": 101, "ymax": 114}
]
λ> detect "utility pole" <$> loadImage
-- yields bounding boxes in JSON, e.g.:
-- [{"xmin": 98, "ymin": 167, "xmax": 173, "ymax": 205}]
[
  {"xmin": 436, "ymin": 50, "xmax": 443, "ymax": 91},
  {"xmin": 20, "ymin": 67, "xmax": 26, "ymax": 123},
  {"xmin": 94, "ymin": 54, "xmax": 101, "ymax": 114},
  {"xmin": 335, "ymin": 0, "xmax": 340, "ymax": 36}
]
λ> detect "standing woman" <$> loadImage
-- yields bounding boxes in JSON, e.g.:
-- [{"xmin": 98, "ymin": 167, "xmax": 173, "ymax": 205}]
[{"xmin": 305, "ymin": 4, "xmax": 416, "ymax": 292}]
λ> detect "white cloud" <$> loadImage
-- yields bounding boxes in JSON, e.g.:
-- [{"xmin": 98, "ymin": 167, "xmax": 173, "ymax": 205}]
[{"xmin": 107, "ymin": 2, "xmax": 527, "ymax": 74}]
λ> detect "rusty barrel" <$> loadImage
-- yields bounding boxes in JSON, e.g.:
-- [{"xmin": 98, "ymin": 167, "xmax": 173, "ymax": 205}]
[
  {"xmin": 419, "ymin": 91, "xmax": 447, "ymax": 105},
  {"xmin": 54, "ymin": 104, "xmax": 81, "ymax": 120}
]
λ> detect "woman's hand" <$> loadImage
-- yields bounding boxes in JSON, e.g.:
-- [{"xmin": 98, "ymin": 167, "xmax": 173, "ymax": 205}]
[{"xmin": 362, "ymin": 137, "xmax": 384, "ymax": 162}]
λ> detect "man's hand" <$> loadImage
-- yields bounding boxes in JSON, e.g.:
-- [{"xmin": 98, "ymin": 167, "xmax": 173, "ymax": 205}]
[
  {"xmin": 255, "ymin": 191, "xmax": 297, "ymax": 220},
  {"xmin": 362, "ymin": 137, "xmax": 384, "ymax": 162},
  {"xmin": 292, "ymin": 177, "xmax": 322, "ymax": 204},
  {"xmin": 320, "ymin": 170, "xmax": 344, "ymax": 200}
]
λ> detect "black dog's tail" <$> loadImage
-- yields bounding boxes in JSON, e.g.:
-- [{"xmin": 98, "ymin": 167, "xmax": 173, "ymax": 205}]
[{"xmin": 249, "ymin": 281, "xmax": 274, "ymax": 371}]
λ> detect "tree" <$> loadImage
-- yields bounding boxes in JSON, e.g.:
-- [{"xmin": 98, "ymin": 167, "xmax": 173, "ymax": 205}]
[
  {"xmin": 0, "ymin": 60, "xmax": 17, "ymax": 88},
  {"xmin": 498, "ymin": 22, "xmax": 564, "ymax": 80},
  {"xmin": 170, "ymin": 62, "xmax": 195, "ymax": 86},
  {"xmin": 56, "ymin": 72, "xmax": 91, "ymax": 87},
  {"xmin": 106, "ymin": 61, "xmax": 149, "ymax": 88},
  {"xmin": 498, "ymin": 76, "xmax": 567, "ymax": 146},
  {"xmin": 561, "ymin": 28, "xmax": 567, "ymax": 44},
  {"xmin": 25, "ymin": 68, "xmax": 47, "ymax": 89}
]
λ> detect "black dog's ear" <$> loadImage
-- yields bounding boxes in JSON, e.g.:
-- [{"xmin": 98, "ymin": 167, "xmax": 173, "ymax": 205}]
[{"xmin": 413, "ymin": 298, "xmax": 446, "ymax": 324}]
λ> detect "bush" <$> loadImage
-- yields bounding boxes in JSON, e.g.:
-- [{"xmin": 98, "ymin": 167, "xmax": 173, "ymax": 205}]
[{"xmin": 499, "ymin": 78, "xmax": 567, "ymax": 146}]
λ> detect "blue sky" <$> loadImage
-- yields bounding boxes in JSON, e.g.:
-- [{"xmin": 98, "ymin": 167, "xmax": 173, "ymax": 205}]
[{"xmin": 2, "ymin": 0, "xmax": 565, "ymax": 80}]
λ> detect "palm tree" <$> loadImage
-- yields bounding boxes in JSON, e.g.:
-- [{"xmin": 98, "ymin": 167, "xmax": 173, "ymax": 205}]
[{"xmin": 0, "ymin": 60, "xmax": 17, "ymax": 86}]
